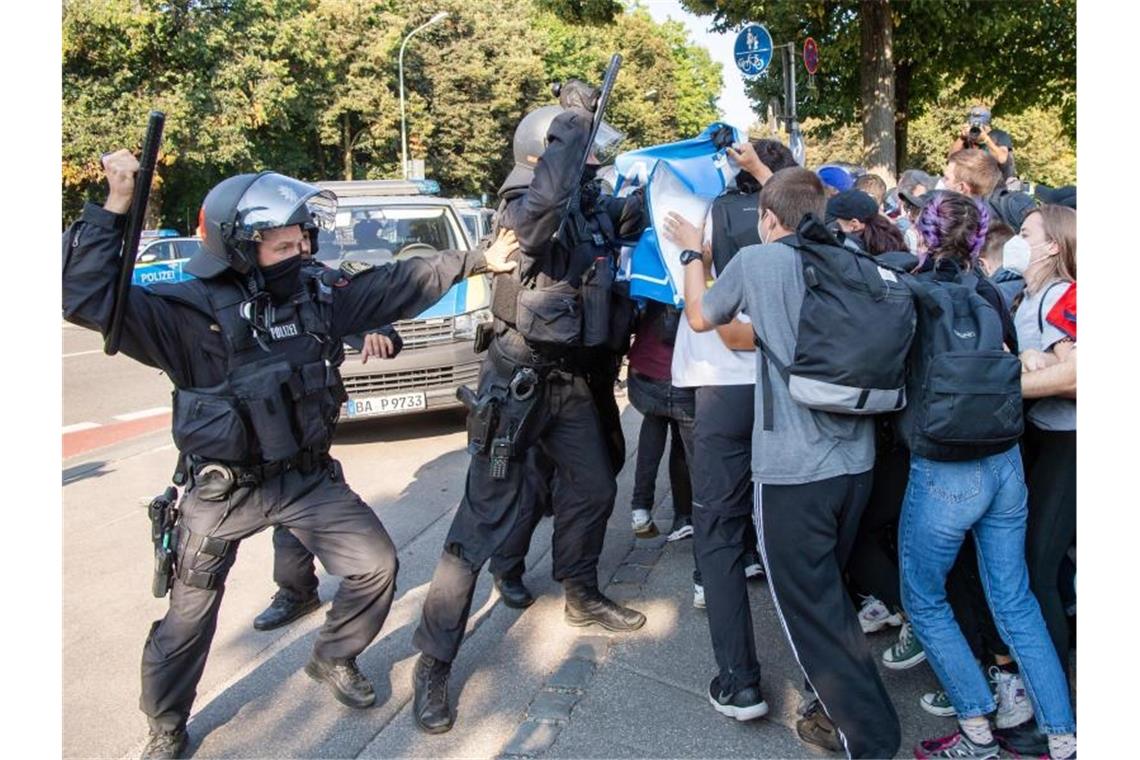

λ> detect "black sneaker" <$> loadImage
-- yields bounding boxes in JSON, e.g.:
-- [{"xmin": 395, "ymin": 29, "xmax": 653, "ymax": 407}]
[
  {"xmin": 140, "ymin": 729, "xmax": 187, "ymax": 760},
  {"xmin": 564, "ymin": 583, "xmax": 647, "ymax": 632},
  {"xmin": 253, "ymin": 590, "xmax": 320, "ymax": 631},
  {"xmin": 707, "ymin": 675, "xmax": 768, "ymax": 721},
  {"xmin": 993, "ymin": 718, "xmax": 1049, "ymax": 757},
  {"xmin": 796, "ymin": 700, "xmax": 842, "ymax": 753},
  {"xmin": 304, "ymin": 655, "xmax": 375, "ymax": 708}
]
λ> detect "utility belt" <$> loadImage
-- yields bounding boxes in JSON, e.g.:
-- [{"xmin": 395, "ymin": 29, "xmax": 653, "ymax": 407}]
[{"xmin": 176, "ymin": 447, "xmax": 332, "ymax": 501}]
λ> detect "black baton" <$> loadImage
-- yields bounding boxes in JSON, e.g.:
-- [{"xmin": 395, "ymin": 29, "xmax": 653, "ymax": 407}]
[{"xmin": 104, "ymin": 110, "xmax": 166, "ymax": 356}]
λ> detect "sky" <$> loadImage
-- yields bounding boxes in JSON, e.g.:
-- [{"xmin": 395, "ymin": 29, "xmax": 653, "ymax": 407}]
[{"xmin": 639, "ymin": 0, "xmax": 761, "ymax": 131}]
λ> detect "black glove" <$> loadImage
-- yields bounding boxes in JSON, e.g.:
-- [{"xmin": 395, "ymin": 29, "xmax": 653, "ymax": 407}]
[{"xmin": 556, "ymin": 79, "xmax": 599, "ymax": 112}]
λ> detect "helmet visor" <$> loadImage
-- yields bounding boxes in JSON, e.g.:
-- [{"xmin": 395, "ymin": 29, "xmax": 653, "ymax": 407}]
[
  {"xmin": 231, "ymin": 173, "xmax": 338, "ymax": 241},
  {"xmin": 592, "ymin": 121, "xmax": 625, "ymax": 165}
]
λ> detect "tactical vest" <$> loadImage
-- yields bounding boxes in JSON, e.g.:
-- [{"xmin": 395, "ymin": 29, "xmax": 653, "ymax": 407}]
[
  {"xmin": 489, "ymin": 199, "xmax": 620, "ymax": 352},
  {"xmin": 710, "ymin": 189, "xmax": 761, "ymax": 276},
  {"xmin": 158, "ymin": 268, "xmax": 347, "ymax": 466}
]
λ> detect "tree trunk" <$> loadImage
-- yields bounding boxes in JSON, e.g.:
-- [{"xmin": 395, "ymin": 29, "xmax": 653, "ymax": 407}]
[
  {"xmin": 342, "ymin": 115, "xmax": 353, "ymax": 181},
  {"xmin": 894, "ymin": 60, "xmax": 912, "ymax": 172},
  {"xmin": 860, "ymin": 0, "xmax": 896, "ymax": 183}
]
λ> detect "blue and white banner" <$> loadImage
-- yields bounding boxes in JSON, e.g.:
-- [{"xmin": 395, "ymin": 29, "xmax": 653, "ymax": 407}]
[{"xmin": 614, "ymin": 123, "xmax": 742, "ymax": 305}]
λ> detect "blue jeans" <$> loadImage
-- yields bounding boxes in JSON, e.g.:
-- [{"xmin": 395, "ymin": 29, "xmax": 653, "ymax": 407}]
[{"xmin": 899, "ymin": 449, "xmax": 1075, "ymax": 734}]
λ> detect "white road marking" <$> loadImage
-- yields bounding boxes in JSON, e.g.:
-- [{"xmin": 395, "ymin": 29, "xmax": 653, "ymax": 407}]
[
  {"xmin": 112, "ymin": 406, "xmax": 172, "ymax": 422},
  {"xmin": 62, "ymin": 349, "xmax": 103, "ymax": 358},
  {"xmin": 62, "ymin": 422, "xmax": 101, "ymax": 434}
]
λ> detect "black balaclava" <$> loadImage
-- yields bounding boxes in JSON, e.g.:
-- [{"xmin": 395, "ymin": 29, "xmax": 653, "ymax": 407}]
[{"xmin": 259, "ymin": 255, "xmax": 304, "ymax": 303}]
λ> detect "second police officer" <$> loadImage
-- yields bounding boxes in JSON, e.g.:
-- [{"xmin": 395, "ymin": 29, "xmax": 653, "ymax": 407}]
[{"xmin": 410, "ymin": 79, "xmax": 649, "ymax": 733}]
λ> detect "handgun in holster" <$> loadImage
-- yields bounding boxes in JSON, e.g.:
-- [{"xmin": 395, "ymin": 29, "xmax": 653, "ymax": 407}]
[
  {"xmin": 147, "ymin": 486, "xmax": 180, "ymax": 598},
  {"xmin": 457, "ymin": 385, "xmax": 500, "ymax": 457}
]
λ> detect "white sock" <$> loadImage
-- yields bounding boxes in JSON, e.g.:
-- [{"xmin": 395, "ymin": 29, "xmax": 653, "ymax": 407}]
[
  {"xmin": 959, "ymin": 716, "xmax": 994, "ymax": 745},
  {"xmin": 1048, "ymin": 733, "xmax": 1076, "ymax": 759}
]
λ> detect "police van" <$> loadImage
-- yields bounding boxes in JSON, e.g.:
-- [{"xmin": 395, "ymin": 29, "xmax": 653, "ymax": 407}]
[
  {"xmin": 131, "ymin": 179, "xmax": 491, "ymax": 422},
  {"xmin": 314, "ymin": 179, "xmax": 491, "ymax": 422}
]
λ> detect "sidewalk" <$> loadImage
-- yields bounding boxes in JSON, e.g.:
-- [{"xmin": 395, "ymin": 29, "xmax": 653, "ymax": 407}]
[{"xmin": 164, "ymin": 403, "xmax": 967, "ymax": 760}]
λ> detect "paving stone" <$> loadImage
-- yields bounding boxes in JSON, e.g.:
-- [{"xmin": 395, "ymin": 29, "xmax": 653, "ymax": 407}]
[
  {"xmin": 623, "ymin": 547, "xmax": 662, "ymax": 567},
  {"xmin": 502, "ymin": 720, "xmax": 563, "ymax": 757},
  {"xmin": 547, "ymin": 657, "xmax": 597, "ymax": 691},
  {"xmin": 526, "ymin": 690, "xmax": 579, "ymax": 723},
  {"xmin": 568, "ymin": 635, "xmax": 611, "ymax": 664},
  {"xmin": 610, "ymin": 564, "xmax": 652, "ymax": 585}
]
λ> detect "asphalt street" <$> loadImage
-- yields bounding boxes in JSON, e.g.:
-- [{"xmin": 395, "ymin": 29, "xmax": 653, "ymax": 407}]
[{"xmin": 62, "ymin": 323, "xmax": 1011, "ymax": 759}]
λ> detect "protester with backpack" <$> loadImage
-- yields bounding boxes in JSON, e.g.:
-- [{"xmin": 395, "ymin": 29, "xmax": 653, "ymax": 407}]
[
  {"xmin": 667, "ymin": 167, "xmax": 904, "ymax": 758},
  {"xmin": 896, "ymin": 191, "xmax": 1076, "ymax": 760}
]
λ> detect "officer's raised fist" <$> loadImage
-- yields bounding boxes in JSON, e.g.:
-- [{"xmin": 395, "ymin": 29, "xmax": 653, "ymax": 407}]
[{"xmin": 101, "ymin": 149, "xmax": 139, "ymax": 214}]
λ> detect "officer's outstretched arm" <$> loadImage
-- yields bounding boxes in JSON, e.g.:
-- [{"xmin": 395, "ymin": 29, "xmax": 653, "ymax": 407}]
[
  {"xmin": 499, "ymin": 108, "xmax": 593, "ymax": 258},
  {"xmin": 62, "ymin": 205, "xmax": 207, "ymax": 383}
]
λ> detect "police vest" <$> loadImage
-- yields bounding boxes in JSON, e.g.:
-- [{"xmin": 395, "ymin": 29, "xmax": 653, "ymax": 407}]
[
  {"xmin": 155, "ymin": 267, "xmax": 347, "ymax": 465},
  {"xmin": 489, "ymin": 200, "xmax": 619, "ymax": 351},
  {"xmin": 709, "ymin": 189, "xmax": 761, "ymax": 276}
]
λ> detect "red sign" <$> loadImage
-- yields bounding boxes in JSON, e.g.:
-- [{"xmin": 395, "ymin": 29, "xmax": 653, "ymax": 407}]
[{"xmin": 803, "ymin": 37, "xmax": 820, "ymax": 75}]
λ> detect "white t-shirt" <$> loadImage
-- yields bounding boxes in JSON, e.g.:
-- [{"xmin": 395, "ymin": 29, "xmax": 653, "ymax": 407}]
[{"xmin": 670, "ymin": 207, "xmax": 757, "ymax": 388}]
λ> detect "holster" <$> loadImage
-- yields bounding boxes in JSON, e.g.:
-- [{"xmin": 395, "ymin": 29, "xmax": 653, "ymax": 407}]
[{"xmin": 147, "ymin": 486, "xmax": 180, "ymax": 598}]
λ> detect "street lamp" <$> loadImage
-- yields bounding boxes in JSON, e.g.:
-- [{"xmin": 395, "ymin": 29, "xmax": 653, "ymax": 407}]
[{"xmin": 399, "ymin": 11, "xmax": 449, "ymax": 179}]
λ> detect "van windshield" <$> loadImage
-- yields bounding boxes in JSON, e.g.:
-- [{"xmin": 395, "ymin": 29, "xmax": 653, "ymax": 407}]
[{"xmin": 315, "ymin": 205, "xmax": 459, "ymax": 264}]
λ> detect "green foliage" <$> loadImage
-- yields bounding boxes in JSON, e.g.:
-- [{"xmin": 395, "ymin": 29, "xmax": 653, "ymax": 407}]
[
  {"xmin": 680, "ymin": 0, "xmax": 1076, "ymax": 170},
  {"xmin": 765, "ymin": 90, "xmax": 1076, "ymax": 187},
  {"xmin": 62, "ymin": 0, "xmax": 722, "ymax": 230}
]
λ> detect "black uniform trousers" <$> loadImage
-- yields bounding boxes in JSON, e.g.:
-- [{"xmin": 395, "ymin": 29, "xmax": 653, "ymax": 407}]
[
  {"xmin": 487, "ymin": 448, "xmax": 554, "ymax": 581},
  {"xmin": 757, "ymin": 471, "xmax": 901, "ymax": 760},
  {"xmin": 141, "ymin": 461, "xmax": 398, "ymax": 733},
  {"xmin": 270, "ymin": 453, "xmax": 555, "ymax": 594},
  {"xmin": 413, "ymin": 350, "xmax": 616, "ymax": 664},
  {"xmin": 689, "ymin": 384, "xmax": 761, "ymax": 694}
]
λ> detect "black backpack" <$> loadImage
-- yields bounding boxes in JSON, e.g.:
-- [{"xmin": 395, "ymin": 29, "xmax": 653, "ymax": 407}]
[
  {"xmin": 898, "ymin": 268, "xmax": 1023, "ymax": 460},
  {"xmin": 710, "ymin": 189, "xmax": 762, "ymax": 276},
  {"xmin": 753, "ymin": 214, "xmax": 917, "ymax": 430}
]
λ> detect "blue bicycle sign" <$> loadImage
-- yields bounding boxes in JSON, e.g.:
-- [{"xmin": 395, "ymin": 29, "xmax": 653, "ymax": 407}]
[{"xmin": 734, "ymin": 24, "xmax": 773, "ymax": 79}]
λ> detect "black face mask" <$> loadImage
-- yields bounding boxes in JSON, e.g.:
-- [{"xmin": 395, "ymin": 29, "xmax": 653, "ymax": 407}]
[
  {"xmin": 259, "ymin": 255, "xmax": 304, "ymax": 303},
  {"xmin": 581, "ymin": 164, "xmax": 599, "ymax": 185}
]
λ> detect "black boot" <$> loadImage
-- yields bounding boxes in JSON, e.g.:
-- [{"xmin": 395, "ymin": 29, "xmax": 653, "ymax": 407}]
[
  {"xmin": 140, "ymin": 728, "xmax": 188, "ymax": 760},
  {"xmin": 304, "ymin": 655, "xmax": 375, "ymax": 708},
  {"xmin": 494, "ymin": 575, "xmax": 535, "ymax": 609},
  {"xmin": 563, "ymin": 582, "xmax": 647, "ymax": 632},
  {"xmin": 253, "ymin": 590, "xmax": 320, "ymax": 631},
  {"xmin": 412, "ymin": 653, "xmax": 453, "ymax": 733}
]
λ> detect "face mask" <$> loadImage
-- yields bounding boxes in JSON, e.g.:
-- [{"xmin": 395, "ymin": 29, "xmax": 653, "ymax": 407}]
[
  {"xmin": 260, "ymin": 255, "xmax": 304, "ymax": 303},
  {"xmin": 934, "ymin": 177, "xmax": 948, "ymax": 191},
  {"xmin": 1001, "ymin": 235, "xmax": 1031, "ymax": 275},
  {"xmin": 581, "ymin": 164, "xmax": 599, "ymax": 185},
  {"xmin": 1003, "ymin": 236, "xmax": 1056, "ymax": 276},
  {"xmin": 758, "ymin": 211, "xmax": 771, "ymax": 245}
]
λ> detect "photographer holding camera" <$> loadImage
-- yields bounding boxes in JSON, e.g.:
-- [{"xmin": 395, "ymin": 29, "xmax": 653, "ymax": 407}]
[{"xmin": 949, "ymin": 105, "xmax": 1017, "ymax": 185}]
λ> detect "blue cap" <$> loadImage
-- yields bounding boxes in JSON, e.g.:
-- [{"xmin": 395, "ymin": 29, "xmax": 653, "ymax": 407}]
[{"xmin": 817, "ymin": 165, "xmax": 854, "ymax": 193}]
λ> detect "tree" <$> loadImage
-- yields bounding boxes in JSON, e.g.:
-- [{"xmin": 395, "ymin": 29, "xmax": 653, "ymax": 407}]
[{"xmin": 680, "ymin": 0, "xmax": 1076, "ymax": 180}]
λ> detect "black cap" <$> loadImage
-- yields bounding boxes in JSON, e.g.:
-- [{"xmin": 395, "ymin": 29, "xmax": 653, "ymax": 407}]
[
  {"xmin": 826, "ymin": 189, "xmax": 879, "ymax": 224},
  {"xmin": 1035, "ymin": 184, "xmax": 1076, "ymax": 210},
  {"xmin": 898, "ymin": 188, "xmax": 932, "ymax": 211}
]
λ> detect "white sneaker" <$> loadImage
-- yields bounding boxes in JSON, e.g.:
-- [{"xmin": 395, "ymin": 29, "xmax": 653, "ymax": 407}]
[
  {"xmin": 631, "ymin": 509, "xmax": 658, "ymax": 538},
  {"xmin": 991, "ymin": 667, "xmax": 1035, "ymax": 729},
  {"xmin": 693, "ymin": 583, "xmax": 706, "ymax": 609},
  {"xmin": 743, "ymin": 551, "xmax": 765, "ymax": 579},
  {"xmin": 857, "ymin": 594, "xmax": 903, "ymax": 634}
]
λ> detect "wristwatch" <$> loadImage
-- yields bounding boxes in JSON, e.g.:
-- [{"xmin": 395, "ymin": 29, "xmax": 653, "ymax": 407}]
[{"xmin": 679, "ymin": 249, "xmax": 702, "ymax": 266}]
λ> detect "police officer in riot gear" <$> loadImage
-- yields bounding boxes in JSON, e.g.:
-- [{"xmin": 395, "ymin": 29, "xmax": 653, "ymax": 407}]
[
  {"xmin": 62, "ymin": 150, "xmax": 518, "ymax": 760},
  {"xmin": 411, "ymin": 80, "xmax": 648, "ymax": 734}
]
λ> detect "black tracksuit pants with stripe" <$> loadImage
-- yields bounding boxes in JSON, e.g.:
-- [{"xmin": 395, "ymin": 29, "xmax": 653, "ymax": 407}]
[{"xmin": 756, "ymin": 471, "xmax": 901, "ymax": 759}]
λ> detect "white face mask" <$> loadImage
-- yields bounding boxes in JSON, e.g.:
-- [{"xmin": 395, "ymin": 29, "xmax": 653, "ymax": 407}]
[
  {"xmin": 1002, "ymin": 236, "xmax": 1054, "ymax": 276},
  {"xmin": 934, "ymin": 177, "xmax": 948, "ymax": 191}
]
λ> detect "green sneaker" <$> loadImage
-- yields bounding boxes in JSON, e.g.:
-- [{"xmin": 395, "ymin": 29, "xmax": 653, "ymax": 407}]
[
  {"xmin": 920, "ymin": 689, "xmax": 956, "ymax": 717},
  {"xmin": 882, "ymin": 620, "xmax": 926, "ymax": 670}
]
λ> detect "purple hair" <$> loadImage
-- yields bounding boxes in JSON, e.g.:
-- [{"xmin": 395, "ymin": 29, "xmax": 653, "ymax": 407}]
[{"xmin": 915, "ymin": 191, "xmax": 991, "ymax": 268}]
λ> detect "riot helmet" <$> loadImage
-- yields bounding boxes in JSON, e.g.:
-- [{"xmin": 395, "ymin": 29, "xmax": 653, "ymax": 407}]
[
  {"xmin": 499, "ymin": 83, "xmax": 625, "ymax": 195},
  {"xmin": 186, "ymin": 171, "xmax": 337, "ymax": 278}
]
